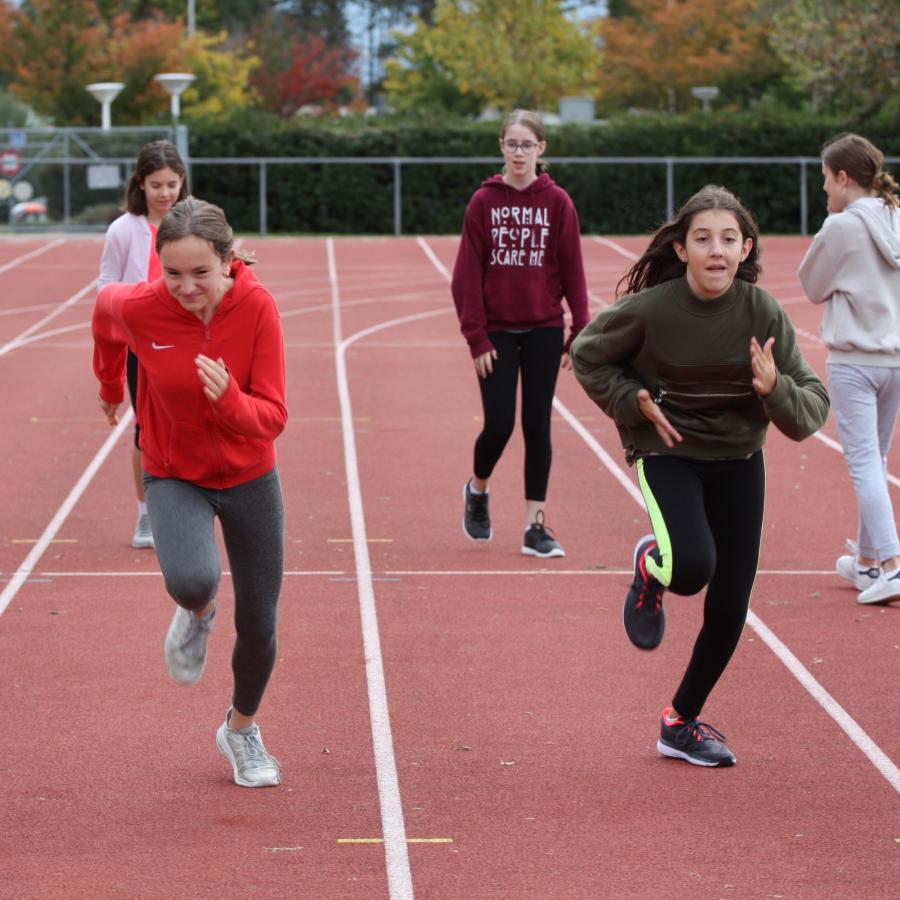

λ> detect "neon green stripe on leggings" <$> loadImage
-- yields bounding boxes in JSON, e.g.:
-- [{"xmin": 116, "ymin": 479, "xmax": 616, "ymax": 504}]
[{"xmin": 636, "ymin": 457, "xmax": 672, "ymax": 586}]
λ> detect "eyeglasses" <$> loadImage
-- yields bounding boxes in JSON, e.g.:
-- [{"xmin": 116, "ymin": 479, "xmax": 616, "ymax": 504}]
[{"xmin": 500, "ymin": 139, "xmax": 540, "ymax": 154}]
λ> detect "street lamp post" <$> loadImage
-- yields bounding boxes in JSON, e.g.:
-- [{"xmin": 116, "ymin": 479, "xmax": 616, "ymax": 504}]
[
  {"xmin": 85, "ymin": 82, "xmax": 125, "ymax": 130},
  {"xmin": 154, "ymin": 73, "xmax": 196, "ymax": 120},
  {"xmin": 691, "ymin": 86, "xmax": 720, "ymax": 113}
]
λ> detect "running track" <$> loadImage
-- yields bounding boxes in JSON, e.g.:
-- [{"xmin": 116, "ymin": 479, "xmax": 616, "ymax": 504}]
[{"xmin": 0, "ymin": 233, "xmax": 897, "ymax": 899}]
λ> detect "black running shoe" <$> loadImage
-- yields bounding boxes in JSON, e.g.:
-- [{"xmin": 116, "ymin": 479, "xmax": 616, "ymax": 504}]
[
  {"xmin": 623, "ymin": 534, "xmax": 665, "ymax": 649},
  {"xmin": 657, "ymin": 708, "xmax": 736, "ymax": 767},
  {"xmin": 521, "ymin": 511, "xmax": 565, "ymax": 558},
  {"xmin": 463, "ymin": 481, "xmax": 492, "ymax": 541}
]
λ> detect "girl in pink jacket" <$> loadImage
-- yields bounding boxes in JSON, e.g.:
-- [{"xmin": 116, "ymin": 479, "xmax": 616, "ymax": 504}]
[{"xmin": 98, "ymin": 140, "xmax": 189, "ymax": 549}]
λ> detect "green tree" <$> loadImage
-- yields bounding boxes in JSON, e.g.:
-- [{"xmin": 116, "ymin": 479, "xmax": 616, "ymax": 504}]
[
  {"xmin": 384, "ymin": 0, "xmax": 598, "ymax": 114},
  {"xmin": 180, "ymin": 31, "xmax": 261, "ymax": 121},
  {"xmin": 769, "ymin": 0, "xmax": 899, "ymax": 120}
]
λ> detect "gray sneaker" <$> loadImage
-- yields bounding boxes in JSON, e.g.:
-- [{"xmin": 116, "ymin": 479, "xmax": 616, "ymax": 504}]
[
  {"xmin": 216, "ymin": 716, "xmax": 282, "ymax": 787},
  {"xmin": 132, "ymin": 512, "xmax": 155, "ymax": 549},
  {"xmin": 164, "ymin": 604, "xmax": 215, "ymax": 685}
]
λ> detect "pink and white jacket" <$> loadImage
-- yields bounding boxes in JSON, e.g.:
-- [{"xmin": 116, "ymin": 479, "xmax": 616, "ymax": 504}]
[{"xmin": 98, "ymin": 212, "xmax": 155, "ymax": 288}]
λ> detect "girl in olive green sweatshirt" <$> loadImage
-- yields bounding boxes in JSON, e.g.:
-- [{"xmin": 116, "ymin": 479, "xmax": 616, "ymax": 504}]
[{"xmin": 572, "ymin": 185, "xmax": 829, "ymax": 767}]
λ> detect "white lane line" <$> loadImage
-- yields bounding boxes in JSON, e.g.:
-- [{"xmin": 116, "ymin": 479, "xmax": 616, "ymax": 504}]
[
  {"xmin": 424, "ymin": 235, "xmax": 900, "ymax": 796},
  {"xmin": 0, "ymin": 238, "xmax": 65, "ymax": 276},
  {"xmin": 588, "ymin": 236, "xmax": 900, "ymax": 485},
  {"xmin": 0, "ymin": 278, "xmax": 97, "ymax": 358},
  {"xmin": 328, "ymin": 238, "xmax": 414, "ymax": 900},
  {"xmin": 0, "ymin": 409, "xmax": 134, "ymax": 617},
  {"xmin": 746, "ymin": 612, "xmax": 900, "ymax": 792}
]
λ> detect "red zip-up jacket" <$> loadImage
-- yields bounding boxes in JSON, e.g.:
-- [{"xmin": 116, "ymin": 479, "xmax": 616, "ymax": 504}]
[
  {"xmin": 92, "ymin": 260, "xmax": 287, "ymax": 489},
  {"xmin": 451, "ymin": 172, "xmax": 590, "ymax": 358}
]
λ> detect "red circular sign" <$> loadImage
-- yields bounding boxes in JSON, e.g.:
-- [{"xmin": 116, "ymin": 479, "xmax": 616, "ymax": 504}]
[{"xmin": 0, "ymin": 149, "xmax": 22, "ymax": 177}]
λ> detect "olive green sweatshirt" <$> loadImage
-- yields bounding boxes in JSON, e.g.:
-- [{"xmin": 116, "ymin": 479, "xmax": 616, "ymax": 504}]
[{"xmin": 570, "ymin": 276, "xmax": 829, "ymax": 464}]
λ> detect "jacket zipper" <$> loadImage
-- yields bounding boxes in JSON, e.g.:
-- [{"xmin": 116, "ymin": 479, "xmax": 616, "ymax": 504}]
[{"xmin": 654, "ymin": 388, "xmax": 754, "ymax": 404}]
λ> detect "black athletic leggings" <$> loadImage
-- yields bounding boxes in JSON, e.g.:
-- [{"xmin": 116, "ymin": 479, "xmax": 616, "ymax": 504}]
[
  {"xmin": 473, "ymin": 327, "xmax": 563, "ymax": 502},
  {"xmin": 126, "ymin": 349, "xmax": 141, "ymax": 450},
  {"xmin": 144, "ymin": 467, "xmax": 285, "ymax": 716},
  {"xmin": 637, "ymin": 451, "xmax": 765, "ymax": 720}
]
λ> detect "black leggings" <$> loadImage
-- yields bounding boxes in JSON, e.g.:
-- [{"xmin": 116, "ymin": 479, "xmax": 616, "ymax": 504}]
[
  {"xmin": 126, "ymin": 349, "xmax": 141, "ymax": 450},
  {"xmin": 637, "ymin": 452, "xmax": 765, "ymax": 720},
  {"xmin": 144, "ymin": 467, "xmax": 285, "ymax": 716},
  {"xmin": 473, "ymin": 327, "xmax": 563, "ymax": 502}
]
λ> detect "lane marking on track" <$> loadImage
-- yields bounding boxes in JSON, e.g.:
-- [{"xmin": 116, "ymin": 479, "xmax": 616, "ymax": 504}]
[
  {"xmin": 589, "ymin": 236, "xmax": 899, "ymax": 486},
  {"xmin": 0, "ymin": 409, "xmax": 133, "ymax": 618},
  {"xmin": 328, "ymin": 538, "xmax": 393, "ymax": 543},
  {"xmin": 423, "ymin": 234, "xmax": 900, "ymax": 797},
  {"xmin": 0, "ymin": 278, "xmax": 97, "ymax": 358},
  {"xmin": 10, "ymin": 539, "xmax": 77, "ymax": 544},
  {"xmin": 0, "ymin": 238, "xmax": 65, "ymax": 276},
  {"xmin": 328, "ymin": 237, "xmax": 414, "ymax": 900},
  {"xmin": 337, "ymin": 838, "xmax": 453, "ymax": 845}
]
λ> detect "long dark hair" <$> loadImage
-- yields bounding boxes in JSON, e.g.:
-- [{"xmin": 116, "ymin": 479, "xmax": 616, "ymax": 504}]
[
  {"xmin": 617, "ymin": 185, "xmax": 762, "ymax": 297},
  {"xmin": 123, "ymin": 140, "xmax": 189, "ymax": 215},
  {"xmin": 157, "ymin": 196, "xmax": 255, "ymax": 265},
  {"xmin": 822, "ymin": 132, "xmax": 899, "ymax": 209}
]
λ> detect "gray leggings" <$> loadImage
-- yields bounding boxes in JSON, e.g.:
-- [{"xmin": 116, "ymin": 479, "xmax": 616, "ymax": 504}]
[
  {"xmin": 144, "ymin": 467, "xmax": 285, "ymax": 716},
  {"xmin": 828, "ymin": 363, "xmax": 900, "ymax": 561}
]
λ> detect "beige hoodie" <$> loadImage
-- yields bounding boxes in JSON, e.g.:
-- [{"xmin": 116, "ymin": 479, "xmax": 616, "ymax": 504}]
[{"xmin": 799, "ymin": 197, "xmax": 900, "ymax": 366}]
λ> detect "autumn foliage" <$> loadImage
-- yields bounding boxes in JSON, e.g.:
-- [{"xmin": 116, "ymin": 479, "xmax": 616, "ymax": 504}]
[
  {"xmin": 250, "ymin": 31, "xmax": 359, "ymax": 118},
  {"xmin": 596, "ymin": 0, "xmax": 780, "ymax": 113}
]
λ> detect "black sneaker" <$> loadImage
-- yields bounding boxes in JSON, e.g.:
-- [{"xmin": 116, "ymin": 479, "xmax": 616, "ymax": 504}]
[
  {"xmin": 463, "ymin": 481, "xmax": 491, "ymax": 541},
  {"xmin": 521, "ymin": 511, "xmax": 565, "ymax": 558},
  {"xmin": 623, "ymin": 534, "xmax": 665, "ymax": 649},
  {"xmin": 657, "ymin": 708, "xmax": 736, "ymax": 767}
]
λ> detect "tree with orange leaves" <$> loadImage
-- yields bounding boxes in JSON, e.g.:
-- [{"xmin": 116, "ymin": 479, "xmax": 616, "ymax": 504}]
[{"xmin": 596, "ymin": 0, "xmax": 783, "ymax": 114}]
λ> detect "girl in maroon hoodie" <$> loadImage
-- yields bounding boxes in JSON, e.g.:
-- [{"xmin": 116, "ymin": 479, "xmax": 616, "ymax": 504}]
[
  {"xmin": 93, "ymin": 197, "xmax": 287, "ymax": 788},
  {"xmin": 452, "ymin": 109, "xmax": 589, "ymax": 557}
]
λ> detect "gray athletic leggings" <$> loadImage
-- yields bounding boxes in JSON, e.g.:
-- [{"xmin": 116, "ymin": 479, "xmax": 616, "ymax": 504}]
[{"xmin": 144, "ymin": 467, "xmax": 284, "ymax": 716}]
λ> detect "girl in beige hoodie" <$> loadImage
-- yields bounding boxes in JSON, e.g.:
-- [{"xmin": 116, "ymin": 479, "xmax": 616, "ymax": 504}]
[{"xmin": 799, "ymin": 133, "xmax": 900, "ymax": 604}]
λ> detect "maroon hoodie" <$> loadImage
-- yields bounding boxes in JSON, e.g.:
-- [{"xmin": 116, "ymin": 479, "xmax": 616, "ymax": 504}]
[{"xmin": 451, "ymin": 172, "xmax": 589, "ymax": 358}]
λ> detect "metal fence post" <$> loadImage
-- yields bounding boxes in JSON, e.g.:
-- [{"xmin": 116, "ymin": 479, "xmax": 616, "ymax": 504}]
[
  {"xmin": 63, "ymin": 133, "xmax": 71, "ymax": 227},
  {"xmin": 666, "ymin": 158, "xmax": 674, "ymax": 221},
  {"xmin": 799, "ymin": 159, "xmax": 808, "ymax": 237},
  {"xmin": 260, "ymin": 160, "xmax": 268, "ymax": 237},
  {"xmin": 393, "ymin": 160, "xmax": 402, "ymax": 237}
]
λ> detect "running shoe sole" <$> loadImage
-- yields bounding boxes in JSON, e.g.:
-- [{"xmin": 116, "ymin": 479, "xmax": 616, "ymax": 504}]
[{"xmin": 657, "ymin": 738, "xmax": 736, "ymax": 767}]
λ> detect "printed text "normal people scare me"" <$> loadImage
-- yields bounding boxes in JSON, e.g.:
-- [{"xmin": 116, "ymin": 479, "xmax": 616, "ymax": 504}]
[{"xmin": 490, "ymin": 206, "xmax": 549, "ymax": 267}]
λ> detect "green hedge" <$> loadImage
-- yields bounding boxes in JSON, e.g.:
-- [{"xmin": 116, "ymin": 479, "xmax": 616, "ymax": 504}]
[{"xmin": 185, "ymin": 109, "xmax": 899, "ymax": 235}]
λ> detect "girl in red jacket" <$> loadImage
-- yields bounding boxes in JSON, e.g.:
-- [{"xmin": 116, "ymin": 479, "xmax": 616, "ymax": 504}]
[
  {"xmin": 93, "ymin": 197, "xmax": 287, "ymax": 788},
  {"xmin": 451, "ymin": 109, "xmax": 589, "ymax": 557}
]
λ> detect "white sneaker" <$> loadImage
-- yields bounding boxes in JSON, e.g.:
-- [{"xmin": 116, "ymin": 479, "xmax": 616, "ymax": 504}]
[
  {"xmin": 857, "ymin": 569, "xmax": 900, "ymax": 605},
  {"xmin": 216, "ymin": 715, "xmax": 282, "ymax": 787},
  {"xmin": 132, "ymin": 512, "xmax": 155, "ymax": 549},
  {"xmin": 164, "ymin": 604, "xmax": 215, "ymax": 684},
  {"xmin": 835, "ymin": 539, "xmax": 879, "ymax": 592}
]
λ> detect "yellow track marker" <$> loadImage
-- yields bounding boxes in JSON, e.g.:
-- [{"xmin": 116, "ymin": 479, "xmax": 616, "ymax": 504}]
[
  {"xmin": 11, "ymin": 538, "xmax": 77, "ymax": 544},
  {"xmin": 30, "ymin": 417, "xmax": 106, "ymax": 423},
  {"xmin": 327, "ymin": 538, "xmax": 393, "ymax": 543}
]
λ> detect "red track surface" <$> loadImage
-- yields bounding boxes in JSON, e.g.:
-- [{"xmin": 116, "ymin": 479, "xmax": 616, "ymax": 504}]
[{"xmin": 1, "ymin": 232, "xmax": 898, "ymax": 899}]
